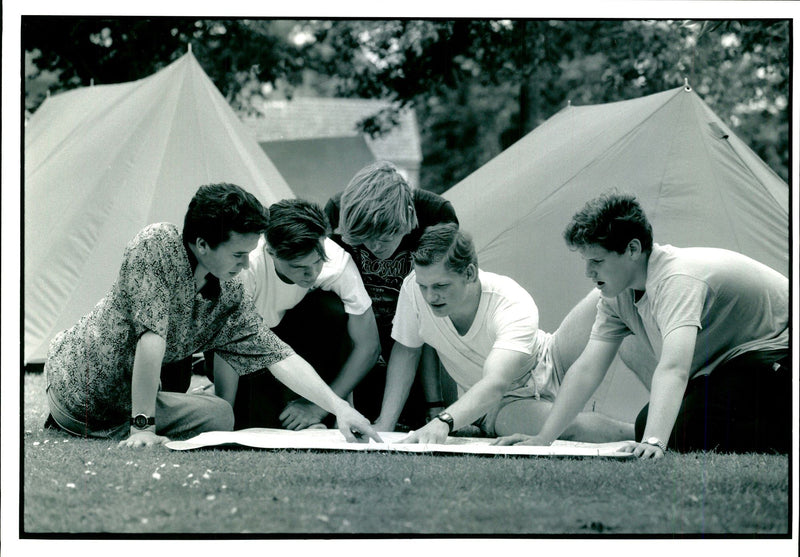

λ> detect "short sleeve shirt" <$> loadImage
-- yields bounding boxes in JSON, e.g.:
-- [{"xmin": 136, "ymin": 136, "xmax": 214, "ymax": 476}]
[
  {"xmin": 239, "ymin": 237, "xmax": 372, "ymax": 328},
  {"xmin": 325, "ymin": 188, "xmax": 458, "ymax": 352},
  {"xmin": 44, "ymin": 223, "xmax": 293, "ymax": 427},
  {"xmin": 590, "ymin": 244, "xmax": 789, "ymax": 380},
  {"xmin": 392, "ymin": 269, "xmax": 550, "ymax": 396}
]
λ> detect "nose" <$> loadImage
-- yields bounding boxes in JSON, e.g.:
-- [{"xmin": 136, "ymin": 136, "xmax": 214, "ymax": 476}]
[
  {"xmin": 423, "ymin": 289, "xmax": 440, "ymax": 305},
  {"xmin": 240, "ymin": 257, "xmax": 250, "ymax": 271},
  {"xmin": 307, "ymin": 262, "xmax": 323, "ymax": 280},
  {"xmin": 585, "ymin": 261, "xmax": 594, "ymax": 278}
]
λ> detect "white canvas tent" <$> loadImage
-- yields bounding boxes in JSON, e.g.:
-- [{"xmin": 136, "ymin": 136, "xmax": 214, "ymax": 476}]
[
  {"xmin": 24, "ymin": 51, "xmax": 294, "ymax": 364},
  {"xmin": 444, "ymin": 85, "xmax": 789, "ymax": 421}
]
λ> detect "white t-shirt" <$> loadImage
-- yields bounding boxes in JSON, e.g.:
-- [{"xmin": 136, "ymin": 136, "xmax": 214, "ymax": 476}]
[
  {"xmin": 240, "ymin": 237, "xmax": 372, "ymax": 328},
  {"xmin": 591, "ymin": 244, "xmax": 789, "ymax": 381},
  {"xmin": 392, "ymin": 269, "xmax": 550, "ymax": 397}
]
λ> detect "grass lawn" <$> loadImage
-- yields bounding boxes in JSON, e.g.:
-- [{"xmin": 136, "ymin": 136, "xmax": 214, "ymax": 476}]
[{"xmin": 20, "ymin": 372, "xmax": 791, "ymax": 537}]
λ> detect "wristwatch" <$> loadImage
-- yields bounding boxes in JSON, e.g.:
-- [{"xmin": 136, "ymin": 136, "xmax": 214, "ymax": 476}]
[
  {"xmin": 644, "ymin": 436, "xmax": 667, "ymax": 452},
  {"xmin": 130, "ymin": 414, "xmax": 156, "ymax": 429},
  {"xmin": 434, "ymin": 411, "xmax": 455, "ymax": 434}
]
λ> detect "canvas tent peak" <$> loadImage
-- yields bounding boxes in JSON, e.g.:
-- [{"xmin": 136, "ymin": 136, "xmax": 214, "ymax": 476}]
[
  {"xmin": 443, "ymin": 84, "xmax": 788, "ymax": 421},
  {"xmin": 24, "ymin": 51, "xmax": 293, "ymax": 364}
]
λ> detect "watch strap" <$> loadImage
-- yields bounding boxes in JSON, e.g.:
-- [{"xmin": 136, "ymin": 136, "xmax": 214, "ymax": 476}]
[
  {"xmin": 644, "ymin": 437, "xmax": 667, "ymax": 452},
  {"xmin": 131, "ymin": 414, "xmax": 156, "ymax": 429},
  {"xmin": 435, "ymin": 412, "xmax": 454, "ymax": 433}
]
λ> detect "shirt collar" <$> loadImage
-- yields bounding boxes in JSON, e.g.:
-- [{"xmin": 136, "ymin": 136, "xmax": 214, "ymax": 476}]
[{"xmin": 183, "ymin": 238, "xmax": 221, "ymax": 300}]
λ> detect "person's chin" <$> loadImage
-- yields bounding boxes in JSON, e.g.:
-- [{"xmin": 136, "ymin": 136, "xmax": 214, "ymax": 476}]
[{"xmin": 595, "ymin": 283, "xmax": 617, "ymax": 298}]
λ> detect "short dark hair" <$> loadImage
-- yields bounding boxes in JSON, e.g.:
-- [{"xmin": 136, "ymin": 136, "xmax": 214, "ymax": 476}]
[
  {"xmin": 183, "ymin": 183, "xmax": 269, "ymax": 248},
  {"xmin": 265, "ymin": 198, "xmax": 331, "ymax": 262},
  {"xmin": 413, "ymin": 223, "xmax": 477, "ymax": 274},
  {"xmin": 563, "ymin": 193, "xmax": 654, "ymax": 254}
]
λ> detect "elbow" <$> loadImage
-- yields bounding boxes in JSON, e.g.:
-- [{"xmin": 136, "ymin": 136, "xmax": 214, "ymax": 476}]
[
  {"xmin": 367, "ymin": 340, "xmax": 382, "ymax": 365},
  {"xmin": 485, "ymin": 378, "xmax": 511, "ymax": 402}
]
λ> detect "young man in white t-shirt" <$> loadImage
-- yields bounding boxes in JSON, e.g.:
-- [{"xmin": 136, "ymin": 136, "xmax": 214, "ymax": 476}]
[
  {"xmin": 213, "ymin": 198, "xmax": 381, "ymax": 430},
  {"xmin": 374, "ymin": 222, "xmax": 634, "ymax": 444},
  {"xmin": 497, "ymin": 193, "xmax": 790, "ymax": 457}
]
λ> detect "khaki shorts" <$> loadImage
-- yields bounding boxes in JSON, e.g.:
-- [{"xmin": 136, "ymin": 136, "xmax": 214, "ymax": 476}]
[{"xmin": 476, "ymin": 333, "xmax": 562, "ymax": 436}]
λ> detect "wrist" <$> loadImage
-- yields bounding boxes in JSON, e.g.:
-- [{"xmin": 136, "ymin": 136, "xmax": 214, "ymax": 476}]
[
  {"xmin": 330, "ymin": 397, "xmax": 353, "ymax": 416},
  {"xmin": 130, "ymin": 425, "xmax": 157, "ymax": 435},
  {"xmin": 433, "ymin": 411, "xmax": 454, "ymax": 434},
  {"xmin": 642, "ymin": 436, "xmax": 667, "ymax": 452}
]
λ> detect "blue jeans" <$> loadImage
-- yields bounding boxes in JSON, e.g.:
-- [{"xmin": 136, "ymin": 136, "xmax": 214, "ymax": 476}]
[{"xmin": 46, "ymin": 385, "xmax": 234, "ymax": 440}]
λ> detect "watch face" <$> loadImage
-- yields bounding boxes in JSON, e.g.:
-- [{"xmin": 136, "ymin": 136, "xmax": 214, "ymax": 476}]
[{"xmin": 132, "ymin": 414, "xmax": 153, "ymax": 428}]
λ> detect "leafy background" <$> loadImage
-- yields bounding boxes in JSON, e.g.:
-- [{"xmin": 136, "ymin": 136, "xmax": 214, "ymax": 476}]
[{"xmin": 23, "ymin": 18, "xmax": 790, "ymax": 193}]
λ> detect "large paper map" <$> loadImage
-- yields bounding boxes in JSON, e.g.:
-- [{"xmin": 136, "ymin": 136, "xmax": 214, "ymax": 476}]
[{"xmin": 165, "ymin": 428, "xmax": 634, "ymax": 458}]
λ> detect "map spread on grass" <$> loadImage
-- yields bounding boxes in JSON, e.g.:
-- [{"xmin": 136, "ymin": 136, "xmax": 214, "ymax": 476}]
[{"xmin": 165, "ymin": 428, "xmax": 634, "ymax": 458}]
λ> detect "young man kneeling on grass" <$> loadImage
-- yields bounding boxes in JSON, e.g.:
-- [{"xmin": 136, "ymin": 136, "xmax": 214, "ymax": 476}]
[
  {"xmin": 374, "ymin": 222, "xmax": 634, "ymax": 444},
  {"xmin": 496, "ymin": 193, "xmax": 790, "ymax": 458},
  {"xmin": 44, "ymin": 183, "xmax": 380, "ymax": 448},
  {"xmin": 207, "ymin": 198, "xmax": 381, "ymax": 431}
]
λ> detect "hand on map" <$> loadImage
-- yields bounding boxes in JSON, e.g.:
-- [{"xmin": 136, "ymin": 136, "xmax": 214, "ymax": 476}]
[
  {"xmin": 118, "ymin": 430, "xmax": 169, "ymax": 448},
  {"xmin": 334, "ymin": 405, "xmax": 383, "ymax": 444},
  {"xmin": 399, "ymin": 417, "xmax": 449, "ymax": 444},
  {"xmin": 279, "ymin": 399, "xmax": 329, "ymax": 430},
  {"xmin": 491, "ymin": 433, "xmax": 553, "ymax": 446},
  {"xmin": 618, "ymin": 441, "xmax": 665, "ymax": 459}
]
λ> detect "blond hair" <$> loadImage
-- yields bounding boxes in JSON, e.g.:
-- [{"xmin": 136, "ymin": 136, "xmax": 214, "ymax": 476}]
[{"xmin": 338, "ymin": 161, "xmax": 418, "ymax": 245}]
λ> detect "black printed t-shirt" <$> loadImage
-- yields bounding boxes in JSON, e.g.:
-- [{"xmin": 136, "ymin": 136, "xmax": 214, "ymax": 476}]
[{"xmin": 325, "ymin": 189, "xmax": 458, "ymax": 355}]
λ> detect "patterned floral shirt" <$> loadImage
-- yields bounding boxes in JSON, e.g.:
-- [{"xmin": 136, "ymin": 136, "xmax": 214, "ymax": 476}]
[{"xmin": 44, "ymin": 223, "xmax": 293, "ymax": 427}]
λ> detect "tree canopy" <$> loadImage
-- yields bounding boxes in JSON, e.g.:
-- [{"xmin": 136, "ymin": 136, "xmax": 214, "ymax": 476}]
[{"xmin": 24, "ymin": 17, "xmax": 790, "ymax": 192}]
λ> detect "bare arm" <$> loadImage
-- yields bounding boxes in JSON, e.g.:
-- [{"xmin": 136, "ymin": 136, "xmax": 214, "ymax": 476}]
[
  {"xmin": 212, "ymin": 353, "xmax": 240, "ymax": 407},
  {"xmin": 120, "ymin": 331, "xmax": 169, "ymax": 448},
  {"xmin": 374, "ymin": 342, "xmax": 423, "ymax": 431},
  {"xmin": 270, "ymin": 354, "xmax": 382, "ymax": 443},
  {"xmin": 419, "ymin": 344, "xmax": 445, "ymax": 420},
  {"xmin": 329, "ymin": 307, "xmax": 381, "ymax": 398},
  {"xmin": 402, "ymin": 347, "xmax": 529, "ymax": 444},
  {"xmin": 495, "ymin": 338, "xmax": 620, "ymax": 446},
  {"xmin": 624, "ymin": 325, "xmax": 696, "ymax": 459},
  {"xmin": 280, "ymin": 307, "xmax": 381, "ymax": 428}
]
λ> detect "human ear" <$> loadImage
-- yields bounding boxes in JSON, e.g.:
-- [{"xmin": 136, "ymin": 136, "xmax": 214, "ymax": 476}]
[
  {"xmin": 465, "ymin": 263, "xmax": 478, "ymax": 282},
  {"xmin": 628, "ymin": 239, "xmax": 642, "ymax": 259}
]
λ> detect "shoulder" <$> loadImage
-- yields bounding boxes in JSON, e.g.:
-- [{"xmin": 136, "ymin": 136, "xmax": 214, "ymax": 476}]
[
  {"xmin": 133, "ymin": 222, "xmax": 180, "ymax": 244},
  {"xmin": 126, "ymin": 223, "xmax": 182, "ymax": 258},
  {"xmin": 400, "ymin": 270, "xmax": 418, "ymax": 292},
  {"xmin": 317, "ymin": 238, "xmax": 352, "ymax": 281},
  {"xmin": 480, "ymin": 271, "xmax": 533, "ymax": 302},
  {"xmin": 412, "ymin": 189, "xmax": 458, "ymax": 224}
]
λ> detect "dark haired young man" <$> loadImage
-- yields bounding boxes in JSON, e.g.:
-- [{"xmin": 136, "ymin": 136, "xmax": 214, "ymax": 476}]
[
  {"xmin": 225, "ymin": 198, "xmax": 381, "ymax": 430},
  {"xmin": 45, "ymin": 184, "xmax": 380, "ymax": 447},
  {"xmin": 497, "ymin": 193, "xmax": 789, "ymax": 457}
]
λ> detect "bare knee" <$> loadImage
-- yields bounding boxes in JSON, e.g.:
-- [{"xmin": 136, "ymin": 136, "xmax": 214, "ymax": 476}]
[{"xmin": 492, "ymin": 398, "xmax": 553, "ymax": 437}]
